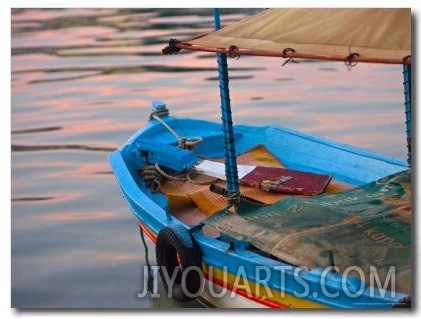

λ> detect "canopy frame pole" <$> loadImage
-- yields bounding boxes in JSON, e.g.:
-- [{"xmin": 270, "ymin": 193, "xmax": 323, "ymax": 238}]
[
  {"xmin": 213, "ymin": 9, "xmax": 240, "ymax": 206},
  {"xmin": 403, "ymin": 56, "xmax": 411, "ymax": 167}
]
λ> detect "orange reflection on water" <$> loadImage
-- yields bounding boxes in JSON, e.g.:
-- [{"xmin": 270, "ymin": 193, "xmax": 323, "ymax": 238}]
[
  {"xmin": 65, "ymin": 119, "xmax": 139, "ymax": 137},
  {"xmin": 42, "ymin": 211, "xmax": 115, "ymax": 221},
  {"xmin": 44, "ymin": 162, "xmax": 112, "ymax": 179}
]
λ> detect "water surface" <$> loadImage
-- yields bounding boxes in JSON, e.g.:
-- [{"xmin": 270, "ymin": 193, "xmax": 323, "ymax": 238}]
[{"xmin": 11, "ymin": 8, "xmax": 408, "ymax": 308}]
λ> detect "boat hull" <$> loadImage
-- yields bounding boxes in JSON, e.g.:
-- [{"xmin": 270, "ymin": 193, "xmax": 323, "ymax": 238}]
[{"xmin": 109, "ymin": 114, "xmax": 409, "ymax": 308}]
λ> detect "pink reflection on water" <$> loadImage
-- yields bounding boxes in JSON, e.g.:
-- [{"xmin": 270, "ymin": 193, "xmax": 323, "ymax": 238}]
[
  {"xmin": 44, "ymin": 162, "xmax": 111, "ymax": 179},
  {"xmin": 57, "ymin": 46, "xmax": 143, "ymax": 56},
  {"xmin": 98, "ymin": 11, "xmax": 157, "ymax": 25},
  {"xmin": 13, "ymin": 26, "xmax": 116, "ymax": 48},
  {"xmin": 11, "ymin": 53, "xmax": 53, "ymax": 72},
  {"xmin": 12, "ymin": 9, "xmax": 116, "ymax": 22},
  {"xmin": 42, "ymin": 211, "xmax": 115, "ymax": 221},
  {"xmin": 12, "ymin": 159, "xmax": 111, "ymax": 182},
  {"xmin": 66, "ymin": 119, "xmax": 140, "ymax": 137}
]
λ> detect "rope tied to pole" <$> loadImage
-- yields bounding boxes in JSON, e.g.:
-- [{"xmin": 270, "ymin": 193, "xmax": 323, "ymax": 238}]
[{"xmin": 213, "ymin": 8, "xmax": 240, "ymax": 210}]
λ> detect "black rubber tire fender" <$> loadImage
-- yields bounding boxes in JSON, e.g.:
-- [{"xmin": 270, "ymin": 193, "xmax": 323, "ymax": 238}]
[{"xmin": 155, "ymin": 224, "xmax": 203, "ymax": 302}]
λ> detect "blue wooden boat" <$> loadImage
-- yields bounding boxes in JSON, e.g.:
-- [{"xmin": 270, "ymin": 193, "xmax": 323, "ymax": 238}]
[{"xmin": 109, "ymin": 8, "xmax": 411, "ymax": 308}]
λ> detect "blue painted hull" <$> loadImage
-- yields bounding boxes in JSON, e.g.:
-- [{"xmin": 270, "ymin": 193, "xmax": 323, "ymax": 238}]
[{"xmin": 109, "ymin": 112, "xmax": 409, "ymax": 308}]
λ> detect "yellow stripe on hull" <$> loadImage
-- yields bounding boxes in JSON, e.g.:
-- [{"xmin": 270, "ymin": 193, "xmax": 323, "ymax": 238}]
[{"xmin": 202, "ymin": 263, "xmax": 328, "ymax": 308}]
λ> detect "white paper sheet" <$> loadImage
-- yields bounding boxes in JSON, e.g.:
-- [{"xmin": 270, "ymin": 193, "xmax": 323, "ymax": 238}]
[{"xmin": 195, "ymin": 160, "xmax": 256, "ymax": 180}]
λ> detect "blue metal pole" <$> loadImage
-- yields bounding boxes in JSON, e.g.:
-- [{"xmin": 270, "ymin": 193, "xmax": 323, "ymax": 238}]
[
  {"xmin": 403, "ymin": 60, "xmax": 411, "ymax": 167},
  {"xmin": 213, "ymin": 9, "xmax": 240, "ymax": 197}
]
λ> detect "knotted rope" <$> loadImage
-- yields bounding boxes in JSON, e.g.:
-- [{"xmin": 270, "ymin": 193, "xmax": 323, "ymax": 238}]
[
  {"xmin": 140, "ymin": 110, "xmax": 219, "ymax": 192},
  {"xmin": 150, "ymin": 108, "xmax": 203, "ymax": 150},
  {"xmin": 140, "ymin": 163, "xmax": 219, "ymax": 193}
]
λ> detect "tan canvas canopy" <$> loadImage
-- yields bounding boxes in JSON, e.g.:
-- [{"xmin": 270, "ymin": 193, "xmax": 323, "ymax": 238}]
[{"xmin": 167, "ymin": 8, "xmax": 411, "ymax": 65}]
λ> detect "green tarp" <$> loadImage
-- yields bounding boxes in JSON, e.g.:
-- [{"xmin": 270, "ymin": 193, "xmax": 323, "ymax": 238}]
[{"xmin": 204, "ymin": 169, "xmax": 411, "ymax": 294}]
